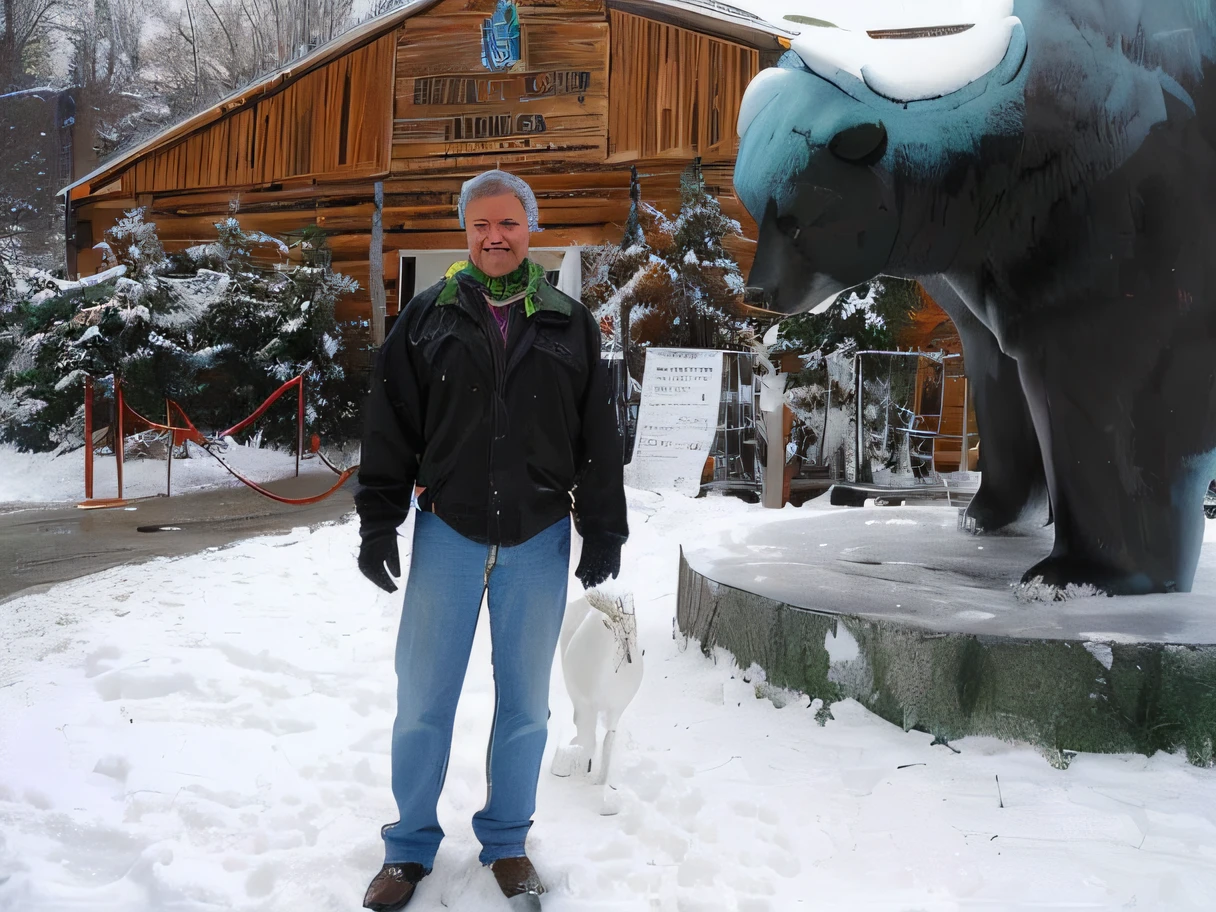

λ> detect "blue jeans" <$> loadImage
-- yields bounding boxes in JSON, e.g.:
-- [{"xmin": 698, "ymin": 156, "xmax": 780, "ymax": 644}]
[{"xmin": 383, "ymin": 511, "xmax": 571, "ymax": 868}]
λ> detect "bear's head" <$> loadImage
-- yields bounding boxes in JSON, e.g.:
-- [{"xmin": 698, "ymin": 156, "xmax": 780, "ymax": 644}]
[{"xmin": 735, "ymin": 0, "xmax": 1213, "ymax": 316}]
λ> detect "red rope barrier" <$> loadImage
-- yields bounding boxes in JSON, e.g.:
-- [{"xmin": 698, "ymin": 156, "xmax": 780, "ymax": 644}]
[
  {"xmin": 88, "ymin": 374, "xmax": 355, "ymax": 507},
  {"xmin": 120, "ymin": 398, "xmax": 208, "ymax": 446},
  {"xmin": 198, "ymin": 445, "xmax": 359, "ymax": 505},
  {"xmin": 219, "ymin": 375, "xmax": 303, "ymax": 439}
]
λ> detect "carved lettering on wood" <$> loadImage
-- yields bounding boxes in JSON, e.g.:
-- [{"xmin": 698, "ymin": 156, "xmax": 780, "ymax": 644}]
[
  {"xmin": 395, "ymin": 112, "xmax": 548, "ymax": 143},
  {"xmin": 412, "ymin": 71, "xmax": 591, "ymax": 106}
]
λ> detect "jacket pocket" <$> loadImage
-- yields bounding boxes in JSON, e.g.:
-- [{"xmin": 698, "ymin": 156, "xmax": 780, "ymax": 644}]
[
  {"xmin": 415, "ymin": 474, "xmax": 447, "ymax": 513},
  {"xmin": 532, "ymin": 331, "xmax": 585, "ymax": 372}
]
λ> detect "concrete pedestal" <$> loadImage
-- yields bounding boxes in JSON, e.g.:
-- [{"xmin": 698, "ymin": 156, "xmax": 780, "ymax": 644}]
[{"xmin": 677, "ymin": 507, "xmax": 1216, "ymax": 766}]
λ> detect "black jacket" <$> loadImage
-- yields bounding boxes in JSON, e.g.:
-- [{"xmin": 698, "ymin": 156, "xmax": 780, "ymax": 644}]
[{"xmin": 355, "ymin": 271, "xmax": 628, "ymax": 548}]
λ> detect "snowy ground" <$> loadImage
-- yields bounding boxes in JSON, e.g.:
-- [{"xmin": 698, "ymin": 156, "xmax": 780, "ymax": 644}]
[
  {"xmin": 2, "ymin": 492, "xmax": 1216, "ymax": 911},
  {"xmin": 0, "ymin": 442, "xmax": 336, "ymax": 506}
]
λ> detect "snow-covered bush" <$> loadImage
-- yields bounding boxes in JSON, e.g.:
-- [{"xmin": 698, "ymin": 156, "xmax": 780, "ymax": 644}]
[{"xmin": 0, "ymin": 213, "xmax": 363, "ymax": 453}]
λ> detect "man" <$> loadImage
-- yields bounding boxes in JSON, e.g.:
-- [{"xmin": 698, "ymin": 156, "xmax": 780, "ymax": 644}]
[{"xmin": 355, "ymin": 169, "xmax": 628, "ymax": 910}]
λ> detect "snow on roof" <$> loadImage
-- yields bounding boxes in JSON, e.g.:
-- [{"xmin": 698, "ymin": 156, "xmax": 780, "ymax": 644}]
[
  {"xmin": 655, "ymin": 0, "xmax": 765, "ymax": 24},
  {"xmin": 60, "ymin": 0, "xmax": 790, "ymax": 199},
  {"xmin": 613, "ymin": 0, "xmax": 790, "ymax": 44},
  {"xmin": 0, "ymin": 86, "xmax": 62, "ymax": 101}
]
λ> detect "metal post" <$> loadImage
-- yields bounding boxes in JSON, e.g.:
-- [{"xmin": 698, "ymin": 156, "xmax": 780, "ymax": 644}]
[
  {"xmin": 934, "ymin": 362, "xmax": 946, "ymax": 476},
  {"xmin": 84, "ymin": 375, "xmax": 94, "ymax": 500},
  {"xmin": 882, "ymin": 358, "xmax": 893, "ymax": 457},
  {"xmin": 960, "ymin": 377, "xmax": 969, "ymax": 474},
  {"xmin": 855, "ymin": 353, "xmax": 864, "ymax": 483},
  {"xmin": 115, "ymin": 377, "xmax": 125, "ymax": 501},
  {"xmin": 296, "ymin": 376, "xmax": 304, "ymax": 477},
  {"xmin": 819, "ymin": 380, "xmax": 831, "ymax": 467}
]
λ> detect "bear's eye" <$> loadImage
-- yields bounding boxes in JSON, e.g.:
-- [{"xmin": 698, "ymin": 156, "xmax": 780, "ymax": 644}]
[
  {"xmin": 776, "ymin": 216, "xmax": 802, "ymax": 242},
  {"xmin": 828, "ymin": 122, "xmax": 888, "ymax": 164}
]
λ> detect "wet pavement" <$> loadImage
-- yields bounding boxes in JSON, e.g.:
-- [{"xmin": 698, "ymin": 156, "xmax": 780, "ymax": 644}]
[{"xmin": 0, "ymin": 476, "xmax": 356, "ymax": 603}]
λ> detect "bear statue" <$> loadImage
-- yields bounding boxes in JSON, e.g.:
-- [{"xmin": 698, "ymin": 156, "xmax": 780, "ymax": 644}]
[{"xmin": 735, "ymin": 0, "xmax": 1216, "ymax": 595}]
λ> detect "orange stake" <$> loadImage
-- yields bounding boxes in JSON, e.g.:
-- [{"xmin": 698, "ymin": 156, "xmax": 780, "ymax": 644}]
[
  {"xmin": 166, "ymin": 399, "xmax": 173, "ymax": 497},
  {"xmin": 84, "ymin": 375, "xmax": 94, "ymax": 500},
  {"xmin": 115, "ymin": 377, "xmax": 125, "ymax": 501},
  {"xmin": 296, "ymin": 376, "xmax": 304, "ymax": 478}
]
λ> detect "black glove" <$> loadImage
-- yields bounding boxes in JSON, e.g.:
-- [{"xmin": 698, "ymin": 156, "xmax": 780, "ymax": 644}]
[
  {"xmin": 358, "ymin": 532, "xmax": 401, "ymax": 593},
  {"xmin": 575, "ymin": 535, "xmax": 622, "ymax": 590}
]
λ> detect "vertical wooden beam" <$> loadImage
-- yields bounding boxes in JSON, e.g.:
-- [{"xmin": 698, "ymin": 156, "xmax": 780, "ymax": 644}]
[
  {"xmin": 762, "ymin": 406, "xmax": 784, "ymax": 509},
  {"xmin": 370, "ymin": 180, "xmax": 387, "ymax": 346}
]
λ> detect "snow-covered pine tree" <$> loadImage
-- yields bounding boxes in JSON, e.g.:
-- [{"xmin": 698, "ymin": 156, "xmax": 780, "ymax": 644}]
[
  {"xmin": 178, "ymin": 217, "xmax": 362, "ymax": 447},
  {"xmin": 581, "ymin": 166, "xmax": 677, "ymax": 380},
  {"xmin": 661, "ymin": 158, "xmax": 747, "ymax": 349},
  {"xmin": 97, "ymin": 207, "xmax": 169, "ymax": 279},
  {"xmin": 0, "ymin": 212, "xmax": 362, "ymax": 452}
]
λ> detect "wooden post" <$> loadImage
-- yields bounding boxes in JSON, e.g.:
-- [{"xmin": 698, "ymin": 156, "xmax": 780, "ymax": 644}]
[
  {"xmin": 115, "ymin": 377, "xmax": 125, "ymax": 502},
  {"xmin": 296, "ymin": 377, "xmax": 305, "ymax": 478},
  {"xmin": 369, "ymin": 181, "xmax": 387, "ymax": 347},
  {"xmin": 762, "ymin": 406, "xmax": 785, "ymax": 509},
  {"xmin": 166, "ymin": 400, "xmax": 173, "ymax": 497},
  {"xmin": 84, "ymin": 375, "xmax": 94, "ymax": 500}
]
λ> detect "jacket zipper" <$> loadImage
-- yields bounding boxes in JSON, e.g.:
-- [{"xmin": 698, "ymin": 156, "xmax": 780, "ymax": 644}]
[
  {"xmin": 458, "ymin": 276, "xmax": 543, "ymax": 544},
  {"xmin": 479, "ymin": 293, "xmax": 509, "ymax": 545}
]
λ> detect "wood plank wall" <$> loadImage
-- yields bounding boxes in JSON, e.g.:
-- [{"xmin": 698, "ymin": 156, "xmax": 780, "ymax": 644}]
[
  {"xmin": 607, "ymin": 10, "xmax": 758, "ymax": 161},
  {"xmin": 127, "ymin": 33, "xmax": 396, "ymax": 194},
  {"xmin": 392, "ymin": 0, "xmax": 609, "ymax": 173}
]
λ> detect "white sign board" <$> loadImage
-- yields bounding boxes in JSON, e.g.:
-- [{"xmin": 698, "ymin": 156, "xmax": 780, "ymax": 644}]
[{"xmin": 626, "ymin": 349, "xmax": 723, "ymax": 496}]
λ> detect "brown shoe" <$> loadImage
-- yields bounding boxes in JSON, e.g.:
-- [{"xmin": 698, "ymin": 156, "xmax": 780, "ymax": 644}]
[
  {"xmin": 490, "ymin": 855, "xmax": 546, "ymax": 899},
  {"xmin": 363, "ymin": 863, "xmax": 428, "ymax": 911}
]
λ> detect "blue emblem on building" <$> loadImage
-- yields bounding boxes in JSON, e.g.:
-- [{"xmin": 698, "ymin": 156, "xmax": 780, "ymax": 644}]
[{"xmin": 481, "ymin": 0, "xmax": 521, "ymax": 72}]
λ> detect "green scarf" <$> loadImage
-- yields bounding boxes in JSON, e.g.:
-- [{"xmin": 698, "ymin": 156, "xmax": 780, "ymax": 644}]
[{"xmin": 437, "ymin": 259, "xmax": 547, "ymax": 316}]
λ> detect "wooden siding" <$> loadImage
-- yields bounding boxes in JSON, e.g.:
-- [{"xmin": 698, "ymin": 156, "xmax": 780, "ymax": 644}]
[
  {"xmin": 128, "ymin": 33, "xmax": 396, "ymax": 193},
  {"xmin": 391, "ymin": 1, "xmax": 609, "ymax": 173},
  {"xmin": 73, "ymin": 159, "xmax": 757, "ymax": 322},
  {"xmin": 607, "ymin": 9, "xmax": 758, "ymax": 161},
  {"xmin": 68, "ymin": 0, "xmax": 773, "ymax": 326}
]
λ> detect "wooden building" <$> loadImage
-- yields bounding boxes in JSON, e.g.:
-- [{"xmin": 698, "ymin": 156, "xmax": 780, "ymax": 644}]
[
  {"xmin": 897, "ymin": 292, "xmax": 979, "ymax": 474},
  {"xmin": 61, "ymin": 0, "xmax": 789, "ymax": 342}
]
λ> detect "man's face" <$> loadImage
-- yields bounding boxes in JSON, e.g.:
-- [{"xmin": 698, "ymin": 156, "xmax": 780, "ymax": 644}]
[{"xmin": 465, "ymin": 193, "xmax": 531, "ymax": 277}]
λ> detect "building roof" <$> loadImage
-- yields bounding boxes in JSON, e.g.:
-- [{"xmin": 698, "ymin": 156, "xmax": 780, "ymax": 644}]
[
  {"xmin": 60, "ymin": 0, "xmax": 789, "ymax": 198},
  {"xmin": 0, "ymin": 86, "xmax": 62, "ymax": 100}
]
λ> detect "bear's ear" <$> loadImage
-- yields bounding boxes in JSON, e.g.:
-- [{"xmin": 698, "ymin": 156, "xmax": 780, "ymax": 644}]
[{"xmin": 828, "ymin": 122, "xmax": 888, "ymax": 165}]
